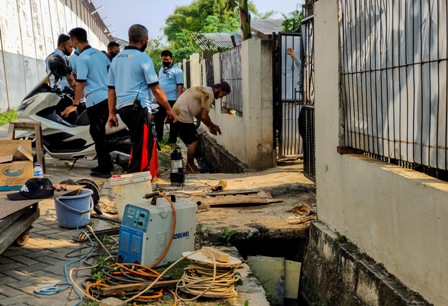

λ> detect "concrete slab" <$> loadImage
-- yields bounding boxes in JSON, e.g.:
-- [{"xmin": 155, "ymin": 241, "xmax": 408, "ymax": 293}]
[
  {"xmin": 247, "ymin": 255, "xmax": 285, "ymax": 305},
  {"xmin": 285, "ymin": 260, "xmax": 301, "ymax": 299}
]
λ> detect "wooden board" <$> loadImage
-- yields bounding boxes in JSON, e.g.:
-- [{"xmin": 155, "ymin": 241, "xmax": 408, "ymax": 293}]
[
  {"xmin": 206, "ymin": 189, "xmax": 261, "ymax": 197},
  {"xmin": 202, "ymin": 191, "xmax": 283, "ymax": 207},
  {"xmin": 0, "ymin": 185, "xmax": 83, "ymax": 219}
]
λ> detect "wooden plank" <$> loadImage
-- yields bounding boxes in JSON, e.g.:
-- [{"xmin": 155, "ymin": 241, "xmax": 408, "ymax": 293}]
[
  {"xmin": 99, "ymin": 279, "xmax": 180, "ymax": 296},
  {"xmin": 206, "ymin": 189, "xmax": 261, "ymax": 197},
  {"xmin": 0, "ymin": 205, "xmax": 39, "ymax": 254},
  {"xmin": 203, "ymin": 195, "xmax": 283, "ymax": 207}
]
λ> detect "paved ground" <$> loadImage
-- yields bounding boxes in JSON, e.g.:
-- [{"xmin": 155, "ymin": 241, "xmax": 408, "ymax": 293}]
[{"xmin": 0, "ymin": 123, "xmax": 314, "ymax": 305}]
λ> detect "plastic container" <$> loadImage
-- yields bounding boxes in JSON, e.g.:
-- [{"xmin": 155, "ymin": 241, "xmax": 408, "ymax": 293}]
[
  {"xmin": 33, "ymin": 163, "xmax": 43, "ymax": 177},
  {"xmin": 107, "ymin": 172, "xmax": 152, "ymax": 221},
  {"xmin": 54, "ymin": 189, "xmax": 93, "ymax": 229}
]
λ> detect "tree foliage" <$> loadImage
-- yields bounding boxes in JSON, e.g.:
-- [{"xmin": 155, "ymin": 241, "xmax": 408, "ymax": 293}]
[
  {"xmin": 163, "ymin": 0, "xmax": 239, "ymax": 60},
  {"xmin": 281, "ymin": 9, "xmax": 304, "ymax": 32},
  {"xmin": 163, "ymin": 0, "xmax": 273, "ymax": 61}
]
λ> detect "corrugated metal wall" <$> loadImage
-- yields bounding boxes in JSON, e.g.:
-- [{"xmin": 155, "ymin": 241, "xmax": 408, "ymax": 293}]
[{"xmin": 0, "ymin": 0, "xmax": 110, "ymax": 111}]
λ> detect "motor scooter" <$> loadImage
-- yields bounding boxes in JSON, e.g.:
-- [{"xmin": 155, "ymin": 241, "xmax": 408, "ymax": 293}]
[{"xmin": 16, "ymin": 76, "xmax": 131, "ymax": 169}]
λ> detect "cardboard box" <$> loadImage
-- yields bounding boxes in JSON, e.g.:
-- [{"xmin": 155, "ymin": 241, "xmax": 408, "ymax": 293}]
[{"xmin": 0, "ymin": 140, "xmax": 34, "ymax": 191}]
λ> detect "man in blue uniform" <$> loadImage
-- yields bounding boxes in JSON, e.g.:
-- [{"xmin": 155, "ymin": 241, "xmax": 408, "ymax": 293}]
[
  {"xmin": 154, "ymin": 50, "xmax": 184, "ymax": 143},
  {"xmin": 107, "ymin": 24, "xmax": 177, "ymax": 174},
  {"xmin": 62, "ymin": 27, "xmax": 113, "ymax": 178}
]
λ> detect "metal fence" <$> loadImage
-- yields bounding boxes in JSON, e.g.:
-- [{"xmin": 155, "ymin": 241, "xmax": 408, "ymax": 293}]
[
  {"xmin": 339, "ymin": 0, "xmax": 448, "ymax": 173},
  {"xmin": 220, "ymin": 46, "xmax": 243, "ymax": 113},
  {"xmin": 275, "ymin": 33, "xmax": 303, "ymax": 158},
  {"xmin": 204, "ymin": 55, "xmax": 215, "ymax": 87},
  {"xmin": 302, "ymin": 15, "xmax": 316, "ymax": 181}
]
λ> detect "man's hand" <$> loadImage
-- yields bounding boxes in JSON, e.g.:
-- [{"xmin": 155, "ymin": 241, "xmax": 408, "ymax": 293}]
[
  {"xmin": 61, "ymin": 105, "xmax": 77, "ymax": 118},
  {"xmin": 287, "ymin": 48, "xmax": 297, "ymax": 62},
  {"xmin": 208, "ymin": 124, "xmax": 221, "ymax": 136},
  {"xmin": 166, "ymin": 109, "xmax": 177, "ymax": 123},
  {"xmin": 108, "ymin": 114, "xmax": 119, "ymax": 128}
]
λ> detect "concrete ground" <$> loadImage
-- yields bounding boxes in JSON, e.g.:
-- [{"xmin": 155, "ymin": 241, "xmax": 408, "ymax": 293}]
[{"xmin": 0, "ymin": 124, "xmax": 315, "ymax": 305}]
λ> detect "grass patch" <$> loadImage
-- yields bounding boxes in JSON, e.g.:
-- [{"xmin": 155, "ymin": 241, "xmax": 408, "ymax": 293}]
[
  {"xmin": 154, "ymin": 259, "xmax": 190, "ymax": 280},
  {"xmin": 0, "ymin": 109, "xmax": 18, "ymax": 126}
]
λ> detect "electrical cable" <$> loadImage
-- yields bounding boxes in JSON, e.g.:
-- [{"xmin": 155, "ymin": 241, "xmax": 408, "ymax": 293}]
[
  {"xmin": 33, "ymin": 224, "xmax": 96, "ymax": 306},
  {"xmin": 69, "ymin": 195, "xmax": 239, "ymax": 305},
  {"xmin": 185, "ymin": 162, "xmax": 215, "ymax": 188}
]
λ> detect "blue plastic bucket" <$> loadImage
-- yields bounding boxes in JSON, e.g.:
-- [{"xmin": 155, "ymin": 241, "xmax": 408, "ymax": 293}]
[{"xmin": 54, "ymin": 188, "xmax": 93, "ymax": 229}]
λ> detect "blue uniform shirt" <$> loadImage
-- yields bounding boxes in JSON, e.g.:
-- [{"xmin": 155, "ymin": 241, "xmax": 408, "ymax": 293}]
[
  {"xmin": 158, "ymin": 64, "xmax": 184, "ymax": 101},
  {"xmin": 69, "ymin": 50, "xmax": 80, "ymax": 73},
  {"xmin": 107, "ymin": 46, "xmax": 159, "ymax": 110},
  {"xmin": 76, "ymin": 46, "xmax": 110, "ymax": 107}
]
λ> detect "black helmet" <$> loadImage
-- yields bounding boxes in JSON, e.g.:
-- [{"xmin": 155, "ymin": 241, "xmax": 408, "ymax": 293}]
[{"xmin": 48, "ymin": 53, "xmax": 72, "ymax": 79}]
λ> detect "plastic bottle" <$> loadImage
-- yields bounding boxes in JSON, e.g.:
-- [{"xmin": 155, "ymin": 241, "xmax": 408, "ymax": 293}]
[{"xmin": 33, "ymin": 163, "xmax": 43, "ymax": 178}]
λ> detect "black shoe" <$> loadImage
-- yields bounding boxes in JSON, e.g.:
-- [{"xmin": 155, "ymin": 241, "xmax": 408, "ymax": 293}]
[
  {"xmin": 91, "ymin": 166, "xmax": 114, "ymax": 174},
  {"xmin": 90, "ymin": 172, "xmax": 112, "ymax": 179}
]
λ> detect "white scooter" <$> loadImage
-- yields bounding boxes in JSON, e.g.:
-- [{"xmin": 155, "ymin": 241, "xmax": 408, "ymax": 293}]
[{"xmin": 16, "ymin": 56, "xmax": 130, "ymax": 169}]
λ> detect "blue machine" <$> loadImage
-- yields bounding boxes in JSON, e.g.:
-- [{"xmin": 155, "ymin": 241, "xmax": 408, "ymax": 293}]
[{"xmin": 117, "ymin": 197, "xmax": 197, "ymax": 267}]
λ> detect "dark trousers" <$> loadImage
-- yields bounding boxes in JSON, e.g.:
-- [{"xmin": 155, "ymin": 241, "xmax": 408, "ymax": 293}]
[
  {"xmin": 154, "ymin": 100, "xmax": 178, "ymax": 143},
  {"xmin": 118, "ymin": 105, "xmax": 154, "ymax": 173},
  {"xmin": 87, "ymin": 100, "xmax": 112, "ymax": 172}
]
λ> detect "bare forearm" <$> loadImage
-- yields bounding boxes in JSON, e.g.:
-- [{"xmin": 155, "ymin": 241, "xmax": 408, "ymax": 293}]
[
  {"xmin": 74, "ymin": 82, "xmax": 86, "ymax": 104},
  {"xmin": 200, "ymin": 108, "xmax": 214, "ymax": 127},
  {"xmin": 151, "ymin": 85, "xmax": 171, "ymax": 111},
  {"xmin": 108, "ymin": 89, "xmax": 117, "ymax": 115},
  {"xmin": 177, "ymin": 85, "xmax": 183, "ymax": 98}
]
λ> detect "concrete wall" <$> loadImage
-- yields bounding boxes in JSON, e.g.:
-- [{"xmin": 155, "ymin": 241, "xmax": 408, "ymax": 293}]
[
  {"xmin": 206, "ymin": 39, "xmax": 275, "ymax": 170},
  {"xmin": 314, "ymin": 1, "xmax": 448, "ymax": 305},
  {"xmin": 0, "ymin": 0, "xmax": 110, "ymax": 111}
]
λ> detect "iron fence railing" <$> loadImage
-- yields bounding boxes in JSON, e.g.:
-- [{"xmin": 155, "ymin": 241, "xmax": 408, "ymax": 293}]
[
  {"xmin": 302, "ymin": 15, "xmax": 316, "ymax": 181},
  {"xmin": 339, "ymin": 0, "xmax": 448, "ymax": 175},
  {"xmin": 204, "ymin": 55, "xmax": 215, "ymax": 87},
  {"xmin": 220, "ymin": 46, "xmax": 243, "ymax": 113}
]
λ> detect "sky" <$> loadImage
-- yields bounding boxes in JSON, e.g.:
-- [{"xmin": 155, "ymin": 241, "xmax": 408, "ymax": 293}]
[{"xmin": 91, "ymin": 0, "xmax": 304, "ymax": 41}]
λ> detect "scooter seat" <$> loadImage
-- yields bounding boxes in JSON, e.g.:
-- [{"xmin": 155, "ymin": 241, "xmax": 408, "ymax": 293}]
[
  {"xmin": 75, "ymin": 109, "xmax": 90, "ymax": 126},
  {"xmin": 46, "ymin": 112, "xmax": 76, "ymax": 127}
]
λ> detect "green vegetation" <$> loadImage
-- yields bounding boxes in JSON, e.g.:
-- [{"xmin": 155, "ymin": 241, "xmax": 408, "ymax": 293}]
[
  {"xmin": 0, "ymin": 108, "xmax": 18, "ymax": 126},
  {"xmin": 157, "ymin": 135, "xmax": 174, "ymax": 169},
  {"xmin": 154, "ymin": 259, "xmax": 190, "ymax": 280},
  {"xmin": 281, "ymin": 9, "xmax": 304, "ymax": 32},
  {"xmin": 157, "ymin": 0, "xmax": 274, "ymax": 62},
  {"xmin": 218, "ymin": 227, "xmax": 237, "ymax": 245}
]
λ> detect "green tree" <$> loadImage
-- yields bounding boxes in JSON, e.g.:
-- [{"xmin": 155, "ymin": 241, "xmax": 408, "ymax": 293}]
[
  {"xmin": 145, "ymin": 36, "xmax": 166, "ymax": 73},
  {"xmin": 163, "ymin": 0, "xmax": 241, "ymax": 61},
  {"xmin": 282, "ymin": 9, "xmax": 304, "ymax": 32}
]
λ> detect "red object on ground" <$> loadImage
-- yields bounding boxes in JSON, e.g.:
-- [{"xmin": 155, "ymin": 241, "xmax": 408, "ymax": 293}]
[{"xmin": 150, "ymin": 138, "xmax": 160, "ymax": 180}]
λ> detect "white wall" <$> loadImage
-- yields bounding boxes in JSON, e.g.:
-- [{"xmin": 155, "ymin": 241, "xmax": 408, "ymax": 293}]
[
  {"xmin": 0, "ymin": 0, "xmax": 110, "ymax": 111},
  {"xmin": 207, "ymin": 39, "xmax": 275, "ymax": 169},
  {"xmin": 315, "ymin": 1, "xmax": 448, "ymax": 305}
]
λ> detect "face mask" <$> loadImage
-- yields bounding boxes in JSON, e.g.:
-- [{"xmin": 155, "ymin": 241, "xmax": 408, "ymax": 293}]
[
  {"xmin": 139, "ymin": 42, "xmax": 147, "ymax": 53},
  {"xmin": 75, "ymin": 47, "xmax": 81, "ymax": 55},
  {"xmin": 162, "ymin": 61, "xmax": 172, "ymax": 67},
  {"xmin": 110, "ymin": 52, "xmax": 119, "ymax": 59},
  {"xmin": 63, "ymin": 48, "xmax": 71, "ymax": 56}
]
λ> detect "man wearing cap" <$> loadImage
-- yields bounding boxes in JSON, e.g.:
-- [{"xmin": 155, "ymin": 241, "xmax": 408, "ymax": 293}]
[{"xmin": 172, "ymin": 81, "xmax": 231, "ymax": 174}]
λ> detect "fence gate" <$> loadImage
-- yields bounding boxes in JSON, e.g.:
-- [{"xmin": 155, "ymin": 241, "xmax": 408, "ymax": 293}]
[
  {"xmin": 274, "ymin": 32, "xmax": 303, "ymax": 158},
  {"xmin": 301, "ymin": 15, "xmax": 316, "ymax": 181}
]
